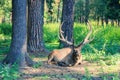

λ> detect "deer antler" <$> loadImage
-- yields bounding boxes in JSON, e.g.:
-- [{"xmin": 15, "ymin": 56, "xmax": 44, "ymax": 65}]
[
  {"xmin": 58, "ymin": 22, "xmax": 73, "ymax": 45},
  {"xmin": 76, "ymin": 21, "xmax": 93, "ymax": 49},
  {"xmin": 83, "ymin": 21, "xmax": 93, "ymax": 44}
]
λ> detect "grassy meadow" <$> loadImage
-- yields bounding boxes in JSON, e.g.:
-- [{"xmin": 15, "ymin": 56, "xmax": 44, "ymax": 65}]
[{"xmin": 0, "ymin": 22, "xmax": 120, "ymax": 79}]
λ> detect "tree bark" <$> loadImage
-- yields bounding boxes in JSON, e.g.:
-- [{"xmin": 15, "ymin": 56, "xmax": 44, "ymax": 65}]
[
  {"xmin": 60, "ymin": 0, "xmax": 75, "ymax": 47},
  {"xmin": 27, "ymin": 0, "xmax": 47, "ymax": 54},
  {"xmin": 56, "ymin": 0, "xmax": 61, "ymax": 22},
  {"xmin": 2, "ymin": 0, "xmax": 34, "ymax": 67}
]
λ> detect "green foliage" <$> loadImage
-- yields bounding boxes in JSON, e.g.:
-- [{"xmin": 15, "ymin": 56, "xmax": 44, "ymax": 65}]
[
  {"xmin": 0, "ymin": 0, "xmax": 12, "ymax": 23},
  {"xmin": 0, "ymin": 23, "xmax": 12, "ymax": 35},
  {"xmin": 106, "ymin": 0, "xmax": 120, "ymax": 20},
  {"xmin": 45, "ymin": 0, "xmax": 62, "ymax": 22},
  {"xmin": 92, "ymin": 26, "xmax": 120, "ymax": 54},
  {"xmin": 0, "ymin": 35, "xmax": 11, "ymax": 55},
  {"xmin": 84, "ymin": 52, "xmax": 120, "ymax": 66},
  {"xmin": 84, "ymin": 67, "xmax": 92, "ymax": 80},
  {"xmin": 44, "ymin": 23, "xmax": 59, "ymax": 43},
  {"xmin": 1, "ymin": 23, "xmax": 120, "ymax": 55},
  {"xmin": 99, "ymin": 67, "xmax": 120, "ymax": 80},
  {"xmin": 33, "ymin": 61, "xmax": 43, "ymax": 68},
  {"xmin": 0, "ymin": 64, "xmax": 20, "ymax": 80},
  {"xmin": 0, "ymin": 23, "xmax": 11, "ymax": 55},
  {"xmin": 0, "ymin": 22, "xmax": 120, "ymax": 80},
  {"xmin": 33, "ymin": 75, "xmax": 50, "ymax": 80}
]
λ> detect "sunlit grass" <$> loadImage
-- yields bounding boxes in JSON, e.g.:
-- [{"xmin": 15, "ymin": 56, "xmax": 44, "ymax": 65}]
[
  {"xmin": 44, "ymin": 23, "xmax": 59, "ymax": 43},
  {"xmin": 0, "ymin": 23, "xmax": 120, "ymax": 79}
]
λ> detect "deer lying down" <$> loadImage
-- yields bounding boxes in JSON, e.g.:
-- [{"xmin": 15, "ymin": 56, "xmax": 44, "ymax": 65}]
[
  {"xmin": 48, "ymin": 48, "xmax": 82, "ymax": 66},
  {"xmin": 48, "ymin": 22, "xmax": 93, "ymax": 67}
]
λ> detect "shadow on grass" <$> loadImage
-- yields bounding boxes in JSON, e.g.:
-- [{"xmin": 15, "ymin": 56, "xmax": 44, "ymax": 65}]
[
  {"xmin": 20, "ymin": 67, "xmax": 120, "ymax": 80},
  {"xmin": 20, "ymin": 59, "xmax": 120, "ymax": 80}
]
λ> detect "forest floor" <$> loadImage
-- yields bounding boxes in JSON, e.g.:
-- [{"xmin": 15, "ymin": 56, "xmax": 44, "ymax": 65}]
[{"xmin": 20, "ymin": 54, "xmax": 120, "ymax": 80}]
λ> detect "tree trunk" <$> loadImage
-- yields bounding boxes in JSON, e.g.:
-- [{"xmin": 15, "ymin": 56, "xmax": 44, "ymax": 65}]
[
  {"xmin": 56, "ymin": 1, "xmax": 61, "ymax": 22},
  {"xmin": 60, "ymin": 0, "xmax": 75, "ymax": 47},
  {"xmin": 105, "ymin": 17, "xmax": 108, "ymax": 25},
  {"xmin": 85, "ymin": 0, "xmax": 90, "ymax": 24},
  {"xmin": 101, "ymin": 16, "xmax": 104, "ymax": 26},
  {"xmin": 2, "ymin": 0, "xmax": 34, "ymax": 67},
  {"xmin": 97, "ymin": 17, "xmax": 100, "ymax": 26},
  {"xmin": 27, "ymin": 0, "xmax": 47, "ymax": 54},
  {"xmin": 111, "ymin": 20, "xmax": 114, "ymax": 26},
  {"xmin": 117, "ymin": 19, "xmax": 120, "ymax": 26}
]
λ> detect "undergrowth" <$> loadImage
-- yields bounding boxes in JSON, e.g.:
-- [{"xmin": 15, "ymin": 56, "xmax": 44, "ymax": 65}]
[
  {"xmin": 0, "ymin": 23, "xmax": 120, "ymax": 79},
  {"xmin": 0, "ymin": 63, "xmax": 20, "ymax": 80}
]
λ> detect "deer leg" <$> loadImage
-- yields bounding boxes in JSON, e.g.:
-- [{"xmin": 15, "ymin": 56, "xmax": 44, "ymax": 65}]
[
  {"xmin": 57, "ymin": 62, "xmax": 71, "ymax": 67},
  {"xmin": 47, "ymin": 55, "xmax": 54, "ymax": 64},
  {"xmin": 73, "ymin": 62, "xmax": 78, "ymax": 66}
]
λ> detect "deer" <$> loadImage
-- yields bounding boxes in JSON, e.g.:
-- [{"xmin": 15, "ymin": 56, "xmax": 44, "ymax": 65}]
[{"xmin": 47, "ymin": 21, "xmax": 93, "ymax": 67}]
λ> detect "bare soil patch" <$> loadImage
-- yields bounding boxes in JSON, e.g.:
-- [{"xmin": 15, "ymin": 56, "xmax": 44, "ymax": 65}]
[{"xmin": 20, "ymin": 56, "xmax": 120, "ymax": 80}]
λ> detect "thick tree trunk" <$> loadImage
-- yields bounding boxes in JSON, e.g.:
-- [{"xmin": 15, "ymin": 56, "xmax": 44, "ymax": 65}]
[
  {"xmin": 27, "ymin": 0, "xmax": 47, "ymax": 54},
  {"xmin": 2, "ymin": 0, "xmax": 34, "ymax": 67},
  {"xmin": 60, "ymin": 0, "xmax": 75, "ymax": 47}
]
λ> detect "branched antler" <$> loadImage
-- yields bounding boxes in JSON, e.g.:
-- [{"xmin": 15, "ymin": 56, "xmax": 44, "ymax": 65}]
[
  {"xmin": 76, "ymin": 21, "xmax": 93, "ymax": 49},
  {"xmin": 58, "ymin": 22, "xmax": 73, "ymax": 45},
  {"xmin": 83, "ymin": 21, "xmax": 93, "ymax": 44}
]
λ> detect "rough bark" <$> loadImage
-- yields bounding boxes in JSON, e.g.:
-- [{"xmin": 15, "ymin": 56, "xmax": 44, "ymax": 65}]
[
  {"xmin": 60, "ymin": 0, "xmax": 75, "ymax": 47},
  {"xmin": 2, "ymin": 0, "xmax": 34, "ymax": 67},
  {"xmin": 27, "ymin": 0, "xmax": 47, "ymax": 54}
]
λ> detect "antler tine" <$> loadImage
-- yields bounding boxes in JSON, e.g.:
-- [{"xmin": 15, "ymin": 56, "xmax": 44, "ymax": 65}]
[
  {"xmin": 83, "ymin": 21, "xmax": 93, "ymax": 45},
  {"xmin": 58, "ymin": 22, "xmax": 73, "ymax": 45}
]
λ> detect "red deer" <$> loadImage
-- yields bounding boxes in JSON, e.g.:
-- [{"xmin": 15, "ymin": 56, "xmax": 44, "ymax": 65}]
[{"xmin": 47, "ymin": 21, "xmax": 93, "ymax": 67}]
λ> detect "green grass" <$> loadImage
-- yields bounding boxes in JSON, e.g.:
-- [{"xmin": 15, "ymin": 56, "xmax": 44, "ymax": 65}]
[
  {"xmin": 0, "ymin": 23, "xmax": 12, "ymax": 35},
  {"xmin": 0, "ymin": 23, "xmax": 120, "ymax": 79},
  {"xmin": 0, "ymin": 63, "xmax": 20, "ymax": 80}
]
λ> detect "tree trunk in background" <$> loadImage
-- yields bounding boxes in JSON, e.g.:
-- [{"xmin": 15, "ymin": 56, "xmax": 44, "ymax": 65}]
[
  {"xmin": 56, "ymin": 0, "xmax": 61, "ymax": 22},
  {"xmin": 105, "ymin": 17, "xmax": 108, "ymax": 25},
  {"xmin": 111, "ymin": 20, "xmax": 114, "ymax": 26},
  {"xmin": 41, "ymin": 0, "xmax": 44, "ymax": 18},
  {"xmin": 85, "ymin": 0, "xmax": 90, "ymax": 23},
  {"xmin": 97, "ymin": 17, "xmax": 100, "ymax": 26},
  {"xmin": 117, "ymin": 18, "xmax": 120, "ymax": 26},
  {"xmin": 2, "ymin": 16, "xmax": 5, "ymax": 23},
  {"xmin": 101, "ymin": 16, "xmax": 104, "ymax": 26},
  {"xmin": 27, "ymin": 0, "xmax": 47, "ymax": 54},
  {"xmin": 2, "ymin": 0, "xmax": 34, "ymax": 67},
  {"xmin": 60, "ymin": 0, "xmax": 75, "ymax": 47}
]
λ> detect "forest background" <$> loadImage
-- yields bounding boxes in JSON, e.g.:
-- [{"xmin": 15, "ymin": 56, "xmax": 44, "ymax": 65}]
[{"xmin": 0, "ymin": 0, "xmax": 120, "ymax": 80}]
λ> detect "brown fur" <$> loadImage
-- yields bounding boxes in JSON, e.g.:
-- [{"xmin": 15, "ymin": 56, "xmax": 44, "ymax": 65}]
[
  {"xmin": 47, "ymin": 48, "xmax": 82, "ymax": 66},
  {"xmin": 72, "ymin": 49, "xmax": 82, "ymax": 66}
]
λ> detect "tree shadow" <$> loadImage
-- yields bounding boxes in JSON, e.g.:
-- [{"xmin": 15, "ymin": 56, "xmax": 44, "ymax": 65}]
[{"xmin": 20, "ymin": 60, "xmax": 120, "ymax": 80}]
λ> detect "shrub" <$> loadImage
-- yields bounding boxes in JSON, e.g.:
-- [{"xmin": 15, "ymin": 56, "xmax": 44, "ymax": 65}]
[
  {"xmin": 0, "ymin": 64, "xmax": 20, "ymax": 80},
  {"xmin": 0, "ymin": 23, "xmax": 12, "ymax": 35}
]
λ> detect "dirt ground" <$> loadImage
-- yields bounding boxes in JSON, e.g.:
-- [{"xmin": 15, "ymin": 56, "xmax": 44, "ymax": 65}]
[{"xmin": 20, "ymin": 55, "xmax": 120, "ymax": 80}]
